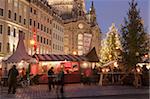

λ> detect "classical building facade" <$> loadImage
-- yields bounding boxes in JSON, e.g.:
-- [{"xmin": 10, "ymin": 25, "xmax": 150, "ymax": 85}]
[
  {"xmin": 0, "ymin": 0, "xmax": 101, "ymax": 68},
  {"xmin": 48, "ymin": 0, "xmax": 101, "ymax": 55},
  {"xmin": 0, "ymin": 0, "xmax": 64, "ymax": 66}
]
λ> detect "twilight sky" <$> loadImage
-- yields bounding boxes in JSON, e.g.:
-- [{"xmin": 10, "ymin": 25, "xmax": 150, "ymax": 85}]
[{"xmin": 85, "ymin": 0, "xmax": 149, "ymax": 34}]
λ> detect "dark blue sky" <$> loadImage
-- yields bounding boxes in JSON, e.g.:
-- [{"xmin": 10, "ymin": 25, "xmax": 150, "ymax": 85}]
[{"xmin": 85, "ymin": 0, "xmax": 149, "ymax": 34}]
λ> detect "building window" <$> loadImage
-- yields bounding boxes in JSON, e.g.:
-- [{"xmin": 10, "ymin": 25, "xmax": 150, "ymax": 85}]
[
  {"xmin": 47, "ymin": 28, "xmax": 49, "ymax": 33},
  {"xmin": 7, "ymin": 43, "xmax": 10, "ymax": 53},
  {"xmin": 24, "ymin": 19, "xmax": 26, "ymax": 25},
  {"xmin": 44, "ymin": 26, "xmax": 46, "ymax": 32},
  {"xmin": 14, "ymin": 0, "xmax": 18, "ymax": 7},
  {"xmin": 47, "ymin": 39, "xmax": 48, "ymax": 45},
  {"xmin": 19, "ymin": 15, "xmax": 21, "ymax": 23},
  {"xmin": 37, "ymin": 35, "xmax": 39, "ymax": 42},
  {"xmin": 0, "ymin": 42, "xmax": 1, "ymax": 52},
  {"xmin": 8, "ymin": 26, "xmax": 10, "ymax": 35},
  {"xmin": 38, "ymin": 23, "xmax": 40, "ymax": 29},
  {"xmin": 40, "ymin": 37, "xmax": 42, "ymax": 43},
  {"xmin": 41, "ymin": 24, "xmax": 43, "ymax": 31},
  {"xmin": 34, "ymin": 10, "xmax": 36, "ymax": 15},
  {"xmin": 13, "ymin": 28, "xmax": 16, "ymax": 37},
  {"xmin": 49, "ymin": 20, "xmax": 52, "ymax": 24},
  {"xmin": 14, "ymin": 13, "xmax": 17, "ymax": 21},
  {"xmin": 34, "ymin": 21, "xmax": 36, "ymax": 27},
  {"xmin": 47, "ymin": 18, "xmax": 49, "ymax": 23},
  {"xmin": 53, "ymin": 44, "xmax": 54, "ymax": 49},
  {"xmin": 13, "ymin": 44, "xmax": 15, "ymax": 53},
  {"xmin": 30, "ymin": 7, "xmax": 32, "ymax": 13},
  {"xmin": 30, "ymin": 19, "xmax": 32, "ymax": 25},
  {"xmin": 44, "ymin": 38, "xmax": 45, "ymax": 44},
  {"xmin": 8, "ymin": 10, "xmax": 11, "ymax": 18},
  {"xmin": 0, "ymin": 8, "xmax": 3, "ymax": 16},
  {"xmin": 49, "ymin": 40, "xmax": 51, "ymax": 45},
  {"xmin": 0, "ymin": 25, "xmax": 2, "ymax": 34},
  {"xmin": 49, "ymin": 29, "xmax": 52, "ymax": 34}
]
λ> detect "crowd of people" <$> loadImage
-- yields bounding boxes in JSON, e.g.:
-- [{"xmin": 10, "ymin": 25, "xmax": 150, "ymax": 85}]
[{"xmin": 0, "ymin": 63, "xmax": 149, "ymax": 97}]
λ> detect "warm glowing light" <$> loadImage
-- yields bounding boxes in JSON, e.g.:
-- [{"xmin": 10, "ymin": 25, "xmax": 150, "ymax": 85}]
[
  {"xmin": 102, "ymin": 69, "xmax": 105, "ymax": 72},
  {"xmin": 144, "ymin": 54, "xmax": 148, "ymax": 58},
  {"xmin": 114, "ymin": 62, "xmax": 118, "ymax": 67},
  {"xmin": 30, "ymin": 39, "xmax": 35, "ymax": 45},
  {"xmin": 106, "ymin": 68, "xmax": 110, "ymax": 72},
  {"xmin": 146, "ymin": 64, "xmax": 150, "ymax": 69},
  {"xmin": 73, "ymin": 51, "xmax": 77, "ymax": 55},
  {"xmin": 136, "ymin": 68, "xmax": 140, "ymax": 72},
  {"xmin": 82, "ymin": 62, "xmax": 88, "ymax": 68},
  {"xmin": 109, "ymin": 55, "xmax": 112, "ymax": 58},
  {"xmin": 116, "ymin": 47, "xmax": 119, "ymax": 49}
]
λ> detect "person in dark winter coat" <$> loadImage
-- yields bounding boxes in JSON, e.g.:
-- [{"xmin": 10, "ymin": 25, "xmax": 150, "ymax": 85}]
[
  {"xmin": 48, "ymin": 67, "xmax": 54, "ymax": 91},
  {"xmin": 8, "ymin": 65, "xmax": 19, "ymax": 94}
]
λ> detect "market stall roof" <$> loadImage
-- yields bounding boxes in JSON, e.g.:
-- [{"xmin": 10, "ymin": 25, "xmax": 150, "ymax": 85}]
[
  {"xmin": 5, "ymin": 31, "xmax": 34, "ymax": 63},
  {"xmin": 33, "ymin": 54, "xmax": 88, "ymax": 62},
  {"xmin": 85, "ymin": 47, "xmax": 99, "ymax": 62},
  {"xmin": 102, "ymin": 60, "xmax": 116, "ymax": 67}
]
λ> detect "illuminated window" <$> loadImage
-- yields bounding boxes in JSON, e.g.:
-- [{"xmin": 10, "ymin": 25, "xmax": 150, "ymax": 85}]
[
  {"xmin": 78, "ymin": 46, "xmax": 83, "ymax": 50},
  {"xmin": 78, "ymin": 51, "xmax": 83, "ymax": 55},
  {"xmin": 78, "ymin": 34, "xmax": 83, "ymax": 40},
  {"xmin": 78, "ymin": 41, "xmax": 83, "ymax": 45},
  {"xmin": 14, "ymin": 0, "xmax": 18, "ymax": 7}
]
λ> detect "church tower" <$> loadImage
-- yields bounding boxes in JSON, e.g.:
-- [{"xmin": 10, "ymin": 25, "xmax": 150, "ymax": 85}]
[{"xmin": 87, "ymin": 1, "xmax": 97, "ymax": 26}]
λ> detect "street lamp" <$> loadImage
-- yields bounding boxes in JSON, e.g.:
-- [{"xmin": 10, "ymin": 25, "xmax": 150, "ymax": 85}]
[
  {"xmin": 30, "ymin": 39, "xmax": 35, "ymax": 45},
  {"xmin": 30, "ymin": 39, "xmax": 36, "ymax": 54},
  {"xmin": 73, "ymin": 51, "xmax": 77, "ymax": 55}
]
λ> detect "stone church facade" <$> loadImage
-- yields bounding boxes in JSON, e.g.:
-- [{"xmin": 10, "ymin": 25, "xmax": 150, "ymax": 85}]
[{"xmin": 48, "ymin": 0, "xmax": 101, "ymax": 56}]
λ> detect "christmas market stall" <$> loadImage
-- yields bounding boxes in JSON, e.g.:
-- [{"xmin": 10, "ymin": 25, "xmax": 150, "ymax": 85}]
[
  {"xmin": 32, "ymin": 54, "xmax": 88, "ymax": 84},
  {"xmin": 2, "ymin": 31, "xmax": 36, "ymax": 85},
  {"xmin": 32, "ymin": 47, "xmax": 100, "ymax": 84}
]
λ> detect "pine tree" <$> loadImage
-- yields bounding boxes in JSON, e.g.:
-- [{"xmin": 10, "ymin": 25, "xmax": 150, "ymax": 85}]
[
  {"xmin": 121, "ymin": 0, "xmax": 149, "ymax": 68},
  {"xmin": 100, "ymin": 23, "xmax": 122, "ymax": 65}
]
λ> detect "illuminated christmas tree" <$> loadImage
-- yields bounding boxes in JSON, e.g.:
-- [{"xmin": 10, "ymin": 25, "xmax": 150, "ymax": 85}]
[{"xmin": 100, "ymin": 23, "xmax": 122, "ymax": 65}]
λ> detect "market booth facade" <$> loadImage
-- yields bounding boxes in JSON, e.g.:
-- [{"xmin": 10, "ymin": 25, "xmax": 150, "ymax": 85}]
[{"xmin": 32, "ymin": 54, "xmax": 89, "ymax": 84}]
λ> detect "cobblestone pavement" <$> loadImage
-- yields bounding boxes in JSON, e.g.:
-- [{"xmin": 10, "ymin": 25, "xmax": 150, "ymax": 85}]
[{"xmin": 0, "ymin": 84, "xmax": 149, "ymax": 99}]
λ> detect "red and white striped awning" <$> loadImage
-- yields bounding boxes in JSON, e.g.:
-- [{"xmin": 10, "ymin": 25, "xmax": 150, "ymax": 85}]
[{"xmin": 33, "ymin": 54, "xmax": 88, "ymax": 62}]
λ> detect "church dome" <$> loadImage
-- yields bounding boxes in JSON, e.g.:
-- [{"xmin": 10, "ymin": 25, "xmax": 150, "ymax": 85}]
[
  {"xmin": 47, "ymin": 0, "xmax": 73, "ymax": 5},
  {"xmin": 47, "ymin": 0, "xmax": 74, "ymax": 14}
]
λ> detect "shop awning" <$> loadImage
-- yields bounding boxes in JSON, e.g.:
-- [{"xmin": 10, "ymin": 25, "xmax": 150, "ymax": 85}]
[
  {"xmin": 5, "ymin": 31, "xmax": 34, "ymax": 63},
  {"xmin": 85, "ymin": 47, "xmax": 99, "ymax": 62},
  {"xmin": 33, "ymin": 54, "xmax": 88, "ymax": 62}
]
